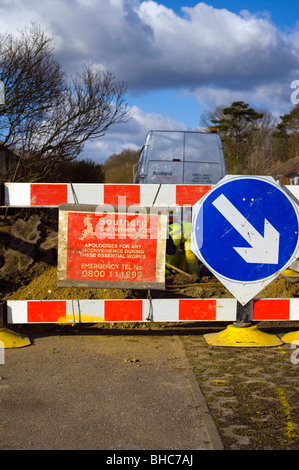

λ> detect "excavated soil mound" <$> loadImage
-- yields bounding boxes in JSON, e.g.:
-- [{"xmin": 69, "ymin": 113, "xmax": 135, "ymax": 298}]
[
  {"xmin": 3, "ymin": 265, "xmax": 131, "ymax": 300},
  {"xmin": 4, "ymin": 264, "xmax": 299, "ymax": 302}
]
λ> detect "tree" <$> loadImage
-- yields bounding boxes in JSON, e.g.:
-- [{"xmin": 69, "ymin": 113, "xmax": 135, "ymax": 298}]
[
  {"xmin": 273, "ymin": 105, "xmax": 299, "ymax": 162},
  {"xmin": 102, "ymin": 148, "xmax": 140, "ymax": 183},
  {"xmin": 0, "ymin": 24, "xmax": 130, "ymax": 182},
  {"xmin": 243, "ymin": 110, "xmax": 277, "ymax": 175},
  {"xmin": 42, "ymin": 158, "xmax": 105, "ymax": 183},
  {"xmin": 208, "ymin": 101, "xmax": 264, "ymax": 171}
]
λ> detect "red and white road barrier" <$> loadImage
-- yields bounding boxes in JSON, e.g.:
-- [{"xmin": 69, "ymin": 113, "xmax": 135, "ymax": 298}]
[
  {"xmin": 3, "ymin": 297, "xmax": 299, "ymax": 324},
  {"xmin": 1, "ymin": 183, "xmax": 212, "ymax": 207},
  {"xmin": 2, "ymin": 182, "xmax": 299, "ymax": 327},
  {"xmin": 5, "ymin": 298, "xmax": 237, "ymax": 324},
  {"xmin": 2, "ymin": 182, "xmax": 299, "ymax": 208}
]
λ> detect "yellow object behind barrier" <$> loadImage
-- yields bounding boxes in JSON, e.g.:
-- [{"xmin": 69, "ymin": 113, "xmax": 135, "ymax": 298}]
[
  {"xmin": 0, "ymin": 328, "xmax": 31, "ymax": 348},
  {"xmin": 281, "ymin": 269, "xmax": 299, "ymax": 278},
  {"xmin": 281, "ymin": 330, "xmax": 299, "ymax": 344},
  {"xmin": 167, "ymin": 222, "xmax": 200, "ymax": 275},
  {"xmin": 204, "ymin": 324, "xmax": 283, "ymax": 347},
  {"xmin": 184, "ymin": 239, "xmax": 200, "ymax": 275}
]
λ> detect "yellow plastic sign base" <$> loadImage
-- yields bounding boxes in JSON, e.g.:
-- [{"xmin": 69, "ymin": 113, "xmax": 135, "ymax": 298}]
[
  {"xmin": 281, "ymin": 330, "xmax": 299, "ymax": 344},
  {"xmin": 0, "ymin": 328, "xmax": 31, "ymax": 348},
  {"xmin": 281, "ymin": 269, "xmax": 299, "ymax": 278},
  {"xmin": 204, "ymin": 324, "xmax": 283, "ymax": 347}
]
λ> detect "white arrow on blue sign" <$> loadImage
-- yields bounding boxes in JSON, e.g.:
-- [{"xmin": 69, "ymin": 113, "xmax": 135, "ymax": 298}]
[{"xmin": 191, "ymin": 175, "xmax": 299, "ymax": 305}]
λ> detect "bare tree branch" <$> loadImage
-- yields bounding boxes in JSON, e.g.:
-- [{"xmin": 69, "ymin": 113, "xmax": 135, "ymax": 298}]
[{"xmin": 0, "ymin": 23, "xmax": 130, "ymax": 182}]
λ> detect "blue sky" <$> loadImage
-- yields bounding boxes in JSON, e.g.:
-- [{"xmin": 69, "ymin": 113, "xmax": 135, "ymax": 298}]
[
  {"xmin": 0, "ymin": 0, "xmax": 298, "ymax": 163},
  {"xmin": 163, "ymin": 1, "xmax": 298, "ymax": 28}
]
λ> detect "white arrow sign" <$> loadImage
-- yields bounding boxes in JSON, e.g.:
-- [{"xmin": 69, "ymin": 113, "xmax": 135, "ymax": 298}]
[{"xmin": 212, "ymin": 194, "xmax": 280, "ymax": 264}]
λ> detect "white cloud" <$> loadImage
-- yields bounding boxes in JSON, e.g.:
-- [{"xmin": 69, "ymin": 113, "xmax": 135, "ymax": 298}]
[
  {"xmin": 1, "ymin": 0, "xmax": 298, "ymax": 161},
  {"xmin": 190, "ymin": 79, "xmax": 297, "ymax": 120},
  {"xmin": 129, "ymin": 2, "xmax": 297, "ymax": 90},
  {"xmin": 1, "ymin": 0, "xmax": 298, "ymax": 90}
]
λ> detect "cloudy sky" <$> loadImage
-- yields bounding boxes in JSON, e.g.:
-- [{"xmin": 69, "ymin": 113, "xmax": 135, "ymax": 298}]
[{"xmin": 0, "ymin": 0, "xmax": 299, "ymax": 163}]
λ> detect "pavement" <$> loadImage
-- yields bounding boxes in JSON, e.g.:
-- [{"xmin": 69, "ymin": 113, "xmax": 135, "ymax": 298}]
[{"xmin": 0, "ymin": 325, "xmax": 223, "ymax": 451}]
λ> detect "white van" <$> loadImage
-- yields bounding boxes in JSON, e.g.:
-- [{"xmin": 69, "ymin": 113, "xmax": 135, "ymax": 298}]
[{"xmin": 134, "ymin": 130, "xmax": 226, "ymax": 184}]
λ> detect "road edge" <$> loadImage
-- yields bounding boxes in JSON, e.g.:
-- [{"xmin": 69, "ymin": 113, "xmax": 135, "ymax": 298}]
[{"xmin": 174, "ymin": 336, "xmax": 224, "ymax": 451}]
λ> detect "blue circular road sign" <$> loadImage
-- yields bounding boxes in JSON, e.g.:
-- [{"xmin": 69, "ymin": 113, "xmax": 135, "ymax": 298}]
[{"xmin": 191, "ymin": 176, "xmax": 299, "ymax": 304}]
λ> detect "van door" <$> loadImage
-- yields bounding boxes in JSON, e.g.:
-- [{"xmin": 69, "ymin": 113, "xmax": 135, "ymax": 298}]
[
  {"xmin": 183, "ymin": 132, "xmax": 224, "ymax": 184},
  {"xmin": 142, "ymin": 131, "xmax": 184, "ymax": 184}
]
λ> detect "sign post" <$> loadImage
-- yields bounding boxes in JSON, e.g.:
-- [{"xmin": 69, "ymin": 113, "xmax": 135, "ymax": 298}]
[{"xmin": 191, "ymin": 175, "xmax": 299, "ymax": 346}]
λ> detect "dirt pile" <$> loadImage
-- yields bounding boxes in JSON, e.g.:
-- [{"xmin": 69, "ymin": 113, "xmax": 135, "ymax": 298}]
[
  {"xmin": 3, "ymin": 265, "xmax": 131, "ymax": 300},
  {"xmin": 3, "ymin": 263, "xmax": 299, "ymax": 302},
  {"xmin": 0, "ymin": 212, "xmax": 57, "ymax": 292}
]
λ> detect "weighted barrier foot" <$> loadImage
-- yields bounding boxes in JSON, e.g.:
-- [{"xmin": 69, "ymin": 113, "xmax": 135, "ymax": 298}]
[
  {"xmin": 204, "ymin": 323, "xmax": 282, "ymax": 347},
  {"xmin": 281, "ymin": 330, "xmax": 299, "ymax": 344},
  {"xmin": 280, "ymin": 269, "xmax": 299, "ymax": 282},
  {"xmin": 0, "ymin": 328, "xmax": 31, "ymax": 348}
]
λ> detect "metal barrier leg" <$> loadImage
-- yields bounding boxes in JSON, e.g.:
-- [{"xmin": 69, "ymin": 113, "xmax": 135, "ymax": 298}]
[
  {"xmin": 204, "ymin": 301, "xmax": 283, "ymax": 347},
  {"xmin": 0, "ymin": 302, "xmax": 31, "ymax": 348}
]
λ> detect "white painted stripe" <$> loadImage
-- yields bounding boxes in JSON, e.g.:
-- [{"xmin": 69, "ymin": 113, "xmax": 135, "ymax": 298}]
[
  {"xmin": 6, "ymin": 300, "xmax": 28, "ymax": 323},
  {"xmin": 153, "ymin": 185, "xmax": 177, "ymax": 207},
  {"xmin": 140, "ymin": 184, "xmax": 161, "ymax": 206},
  {"xmin": 142, "ymin": 299, "xmax": 179, "ymax": 322},
  {"xmin": 4, "ymin": 183, "xmax": 31, "ymax": 207},
  {"xmin": 67, "ymin": 184, "xmax": 104, "ymax": 205},
  {"xmin": 216, "ymin": 299, "xmax": 237, "ymax": 321},
  {"xmin": 286, "ymin": 185, "xmax": 299, "ymax": 202},
  {"xmin": 139, "ymin": 184, "xmax": 179, "ymax": 207},
  {"xmin": 65, "ymin": 299, "xmax": 105, "ymax": 322},
  {"xmin": 290, "ymin": 298, "xmax": 299, "ymax": 320}
]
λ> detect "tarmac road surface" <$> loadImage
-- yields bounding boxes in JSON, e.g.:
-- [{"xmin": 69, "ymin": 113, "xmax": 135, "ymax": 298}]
[{"xmin": 0, "ymin": 326, "xmax": 223, "ymax": 451}]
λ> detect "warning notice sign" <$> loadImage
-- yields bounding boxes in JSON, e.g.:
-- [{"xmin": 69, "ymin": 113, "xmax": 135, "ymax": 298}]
[{"xmin": 58, "ymin": 204, "xmax": 167, "ymax": 289}]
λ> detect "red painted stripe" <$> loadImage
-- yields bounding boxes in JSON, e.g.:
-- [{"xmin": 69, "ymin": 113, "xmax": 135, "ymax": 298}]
[
  {"xmin": 104, "ymin": 300, "xmax": 143, "ymax": 322},
  {"xmin": 252, "ymin": 299, "xmax": 290, "ymax": 320},
  {"xmin": 179, "ymin": 299, "xmax": 216, "ymax": 321},
  {"xmin": 27, "ymin": 301, "xmax": 67, "ymax": 323},
  {"xmin": 176, "ymin": 185, "xmax": 212, "ymax": 206},
  {"xmin": 31, "ymin": 184, "xmax": 68, "ymax": 206},
  {"xmin": 103, "ymin": 185, "xmax": 140, "ymax": 206}
]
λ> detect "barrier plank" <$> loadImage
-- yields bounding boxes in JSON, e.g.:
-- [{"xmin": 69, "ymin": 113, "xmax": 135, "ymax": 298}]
[
  {"xmin": 2, "ymin": 183, "xmax": 298, "ymax": 208},
  {"xmin": 2, "ymin": 183, "xmax": 213, "ymax": 207},
  {"xmin": 5, "ymin": 299, "xmax": 237, "ymax": 324},
  {"xmin": 5, "ymin": 297, "xmax": 299, "ymax": 325}
]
